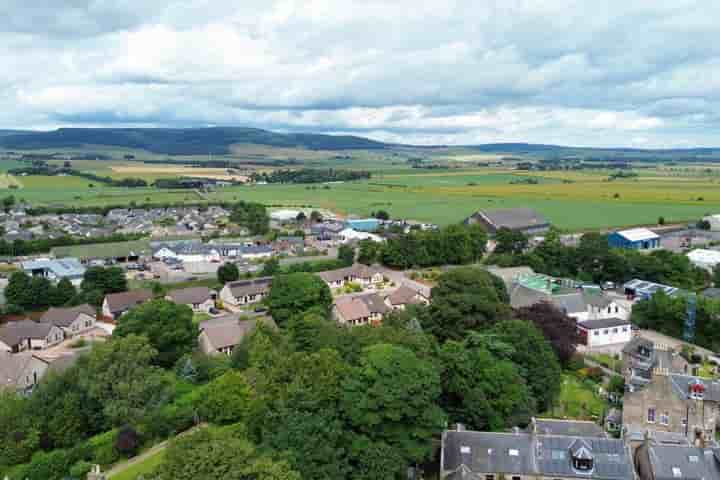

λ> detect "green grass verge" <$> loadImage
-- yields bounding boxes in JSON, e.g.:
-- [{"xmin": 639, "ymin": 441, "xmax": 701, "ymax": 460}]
[{"xmin": 109, "ymin": 449, "xmax": 166, "ymax": 480}]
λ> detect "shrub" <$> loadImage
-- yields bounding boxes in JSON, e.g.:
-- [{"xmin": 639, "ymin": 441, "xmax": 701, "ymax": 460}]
[{"xmin": 69, "ymin": 460, "xmax": 92, "ymax": 479}]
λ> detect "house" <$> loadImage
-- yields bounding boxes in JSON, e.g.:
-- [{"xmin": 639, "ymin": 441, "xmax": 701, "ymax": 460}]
[
  {"xmin": 102, "ymin": 289, "xmax": 153, "ymax": 320},
  {"xmin": 688, "ymin": 249, "xmax": 720, "ymax": 272},
  {"xmin": 0, "ymin": 320, "xmax": 64, "ymax": 353},
  {"xmin": 318, "ymin": 264, "xmax": 384, "ymax": 290},
  {"xmin": 198, "ymin": 313, "xmax": 276, "ymax": 356},
  {"xmin": 635, "ymin": 442, "xmax": 720, "ymax": 480},
  {"xmin": 552, "ymin": 291, "xmax": 630, "ymax": 322},
  {"xmin": 464, "ymin": 207, "xmax": 550, "ymax": 235},
  {"xmin": 40, "ymin": 304, "xmax": 97, "ymax": 337},
  {"xmin": 152, "ymin": 242, "xmax": 221, "ymax": 263},
  {"xmin": 621, "ymin": 337, "xmax": 720, "ymax": 443},
  {"xmin": 623, "ymin": 278, "xmax": 679, "ymax": 300},
  {"xmin": 20, "ymin": 257, "xmax": 86, "ymax": 286},
  {"xmin": 338, "ymin": 228, "xmax": 383, "ymax": 243},
  {"xmin": 166, "ymin": 287, "xmax": 216, "ymax": 313},
  {"xmin": 703, "ymin": 214, "xmax": 720, "ymax": 232},
  {"xmin": 345, "ymin": 218, "xmax": 380, "ymax": 232},
  {"xmin": 440, "ymin": 425, "xmax": 634, "ymax": 480},
  {"xmin": 608, "ymin": 228, "xmax": 661, "ymax": 250},
  {"xmin": 576, "ymin": 317, "xmax": 632, "ymax": 348},
  {"xmin": 386, "ymin": 285, "xmax": 429, "ymax": 310},
  {"xmin": 333, "ymin": 293, "xmax": 389, "ymax": 326},
  {"xmin": 0, "ymin": 351, "xmax": 50, "ymax": 394},
  {"xmin": 219, "ymin": 277, "xmax": 272, "ymax": 307}
]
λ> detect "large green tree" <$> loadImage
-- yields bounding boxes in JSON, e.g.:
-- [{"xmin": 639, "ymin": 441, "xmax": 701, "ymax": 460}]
[
  {"xmin": 196, "ymin": 371, "xmax": 254, "ymax": 425},
  {"xmin": 230, "ymin": 201, "xmax": 270, "ymax": 235},
  {"xmin": 80, "ymin": 266, "xmax": 127, "ymax": 296},
  {"xmin": 113, "ymin": 299, "xmax": 198, "ymax": 368},
  {"xmin": 340, "ymin": 344, "xmax": 444, "ymax": 464},
  {"xmin": 265, "ymin": 273, "xmax": 333, "ymax": 327},
  {"xmin": 217, "ymin": 262, "xmax": 240, "ymax": 284},
  {"xmin": 0, "ymin": 392, "xmax": 40, "ymax": 468}
]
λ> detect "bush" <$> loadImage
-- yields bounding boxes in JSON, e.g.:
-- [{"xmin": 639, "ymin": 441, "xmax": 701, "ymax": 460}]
[
  {"xmin": 69, "ymin": 460, "xmax": 93, "ymax": 479},
  {"xmin": 567, "ymin": 354, "xmax": 585, "ymax": 371},
  {"xmin": 87, "ymin": 430, "xmax": 120, "ymax": 466}
]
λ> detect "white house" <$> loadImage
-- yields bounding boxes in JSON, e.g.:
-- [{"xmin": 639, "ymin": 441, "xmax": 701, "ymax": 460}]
[
  {"xmin": 338, "ymin": 228, "xmax": 383, "ymax": 244},
  {"xmin": 577, "ymin": 318, "xmax": 632, "ymax": 348},
  {"xmin": 553, "ymin": 292, "xmax": 630, "ymax": 322},
  {"xmin": 219, "ymin": 277, "xmax": 272, "ymax": 307},
  {"xmin": 40, "ymin": 304, "xmax": 97, "ymax": 338},
  {"xmin": 153, "ymin": 243, "xmax": 221, "ymax": 263},
  {"xmin": 687, "ymin": 249, "xmax": 720, "ymax": 272}
]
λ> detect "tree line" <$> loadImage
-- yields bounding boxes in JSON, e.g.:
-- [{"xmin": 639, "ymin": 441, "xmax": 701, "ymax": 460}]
[
  {"xmin": 8, "ymin": 165, "xmax": 147, "ymax": 188},
  {"xmin": 0, "ymin": 233, "xmax": 144, "ymax": 257},
  {"xmin": 251, "ymin": 168, "xmax": 371, "ymax": 184}
]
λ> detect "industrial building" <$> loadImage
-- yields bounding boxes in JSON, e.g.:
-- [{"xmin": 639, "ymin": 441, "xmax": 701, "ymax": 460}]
[{"xmin": 608, "ymin": 228, "xmax": 660, "ymax": 250}]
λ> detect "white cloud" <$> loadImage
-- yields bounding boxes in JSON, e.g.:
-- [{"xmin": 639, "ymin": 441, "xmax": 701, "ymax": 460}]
[{"xmin": 0, "ymin": 0, "xmax": 718, "ymax": 147}]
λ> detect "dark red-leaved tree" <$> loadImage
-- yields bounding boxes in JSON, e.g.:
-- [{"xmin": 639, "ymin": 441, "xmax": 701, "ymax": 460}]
[
  {"xmin": 115, "ymin": 425, "xmax": 141, "ymax": 457},
  {"xmin": 514, "ymin": 301, "xmax": 581, "ymax": 366}
]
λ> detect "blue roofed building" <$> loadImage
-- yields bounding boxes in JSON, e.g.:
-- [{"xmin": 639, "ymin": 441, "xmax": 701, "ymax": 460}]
[
  {"xmin": 21, "ymin": 257, "xmax": 86, "ymax": 286},
  {"xmin": 345, "ymin": 218, "xmax": 380, "ymax": 232},
  {"xmin": 608, "ymin": 228, "xmax": 660, "ymax": 251}
]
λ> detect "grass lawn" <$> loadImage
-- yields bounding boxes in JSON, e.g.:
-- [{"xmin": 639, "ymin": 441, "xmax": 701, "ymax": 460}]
[
  {"xmin": 587, "ymin": 353, "xmax": 623, "ymax": 373},
  {"xmin": 193, "ymin": 312, "xmax": 212, "ymax": 325},
  {"xmin": 546, "ymin": 373, "xmax": 608, "ymax": 420},
  {"xmin": 109, "ymin": 449, "xmax": 165, "ymax": 480}
]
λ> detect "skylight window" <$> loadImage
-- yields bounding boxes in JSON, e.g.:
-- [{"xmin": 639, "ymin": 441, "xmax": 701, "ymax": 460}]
[
  {"xmin": 508, "ymin": 449, "xmax": 519, "ymax": 457},
  {"xmin": 460, "ymin": 446, "xmax": 471, "ymax": 455},
  {"xmin": 689, "ymin": 456, "xmax": 699, "ymax": 463},
  {"xmin": 551, "ymin": 450, "xmax": 566, "ymax": 460},
  {"xmin": 672, "ymin": 467, "xmax": 682, "ymax": 477}
]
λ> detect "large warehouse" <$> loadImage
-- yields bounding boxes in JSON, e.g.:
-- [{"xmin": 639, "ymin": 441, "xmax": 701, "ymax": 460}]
[{"xmin": 608, "ymin": 228, "xmax": 660, "ymax": 250}]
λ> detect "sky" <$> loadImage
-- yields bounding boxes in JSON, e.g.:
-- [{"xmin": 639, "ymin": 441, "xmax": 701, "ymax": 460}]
[{"xmin": 2, "ymin": 1, "xmax": 718, "ymax": 147}]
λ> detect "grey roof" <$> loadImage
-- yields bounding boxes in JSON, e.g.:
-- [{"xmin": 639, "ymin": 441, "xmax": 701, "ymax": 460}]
[
  {"xmin": 104, "ymin": 289, "xmax": 153, "ymax": 314},
  {"xmin": 702, "ymin": 288, "xmax": 720, "ymax": 299},
  {"xmin": 669, "ymin": 375, "xmax": 720, "ymax": 402},
  {"xmin": 578, "ymin": 318, "xmax": 630, "ymax": 330},
  {"xmin": 318, "ymin": 264, "xmax": 380, "ymax": 283},
  {"xmin": 0, "ymin": 320, "xmax": 55, "ymax": 347},
  {"xmin": 646, "ymin": 445, "xmax": 720, "ymax": 480},
  {"xmin": 486, "ymin": 265, "xmax": 535, "ymax": 290},
  {"xmin": 226, "ymin": 277, "xmax": 272, "ymax": 298},
  {"xmin": 387, "ymin": 285, "xmax": 423, "ymax": 306},
  {"xmin": 20, "ymin": 257, "xmax": 85, "ymax": 278},
  {"xmin": 0, "ymin": 351, "xmax": 48, "ymax": 390},
  {"xmin": 442, "ymin": 430, "xmax": 633, "ymax": 480},
  {"xmin": 167, "ymin": 287, "xmax": 214, "ymax": 305},
  {"xmin": 553, "ymin": 292, "xmax": 587, "ymax": 314},
  {"xmin": 200, "ymin": 314, "xmax": 276, "ymax": 350},
  {"xmin": 473, "ymin": 207, "xmax": 549, "ymax": 231},
  {"xmin": 40, "ymin": 304, "xmax": 96, "ymax": 328},
  {"xmin": 533, "ymin": 418, "xmax": 607, "ymax": 438},
  {"xmin": 509, "ymin": 283, "xmax": 551, "ymax": 309}
]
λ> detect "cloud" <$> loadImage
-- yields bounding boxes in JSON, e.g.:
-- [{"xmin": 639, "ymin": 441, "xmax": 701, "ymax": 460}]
[{"xmin": 0, "ymin": 0, "xmax": 718, "ymax": 147}]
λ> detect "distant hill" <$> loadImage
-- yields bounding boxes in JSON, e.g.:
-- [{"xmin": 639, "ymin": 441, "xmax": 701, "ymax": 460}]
[{"xmin": 0, "ymin": 127, "xmax": 389, "ymax": 155}]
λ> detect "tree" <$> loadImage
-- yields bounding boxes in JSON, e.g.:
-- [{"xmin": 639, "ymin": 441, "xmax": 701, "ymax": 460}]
[
  {"xmin": 310, "ymin": 210, "xmax": 323, "ymax": 223},
  {"xmin": 287, "ymin": 312, "xmax": 340, "ymax": 353},
  {"xmin": 113, "ymin": 299, "xmax": 198, "ymax": 368},
  {"xmin": 439, "ymin": 337, "xmax": 532, "ymax": 430},
  {"xmin": 81, "ymin": 266, "xmax": 127, "ymax": 295},
  {"xmin": 266, "ymin": 273, "xmax": 333, "ymax": 327},
  {"xmin": 0, "ymin": 391, "xmax": 40, "ymax": 467},
  {"xmin": 296, "ymin": 211, "xmax": 307, "ymax": 222},
  {"xmin": 494, "ymin": 227, "xmax": 528, "ymax": 255},
  {"xmin": 490, "ymin": 320, "xmax": 562, "ymax": 411},
  {"xmin": 28, "ymin": 276, "xmax": 53, "ymax": 309},
  {"xmin": 79, "ymin": 335, "xmax": 172, "ymax": 427},
  {"xmin": 373, "ymin": 210, "xmax": 390, "ymax": 221},
  {"xmin": 261, "ymin": 257, "xmax": 280, "ymax": 277},
  {"xmin": 217, "ymin": 262, "xmax": 240, "ymax": 284},
  {"xmin": 514, "ymin": 302, "xmax": 581, "ymax": 366},
  {"xmin": 340, "ymin": 344, "xmax": 444, "ymax": 464},
  {"xmin": 115, "ymin": 425, "xmax": 141, "ymax": 456},
  {"xmin": 230, "ymin": 201, "xmax": 270, "ymax": 235},
  {"xmin": 713, "ymin": 264, "xmax": 720, "ymax": 287},
  {"xmin": 158, "ymin": 427, "xmax": 300, "ymax": 480},
  {"xmin": 338, "ymin": 244, "xmax": 355, "ymax": 266},
  {"xmin": 197, "ymin": 371, "xmax": 254, "ymax": 425},
  {"xmin": 658, "ymin": 216, "xmax": 666, "ymax": 225},
  {"xmin": 357, "ymin": 240, "xmax": 381, "ymax": 265},
  {"xmin": 419, "ymin": 267, "xmax": 511, "ymax": 342},
  {"xmin": 49, "ymin": 277, "xmax": 77, "ymax": 306},
  {"xmin": 4, "ymin": 270, "xmax": 33, "ymax": 309},
  {"xmin": 2, "ymin": 194, "xmax": 15, "ymax": 211}
]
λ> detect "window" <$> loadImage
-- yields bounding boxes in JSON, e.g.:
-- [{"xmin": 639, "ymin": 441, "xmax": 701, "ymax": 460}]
[
  {"xmin": 622, "ymin": 327, "xmax": 628, "ymax": 332},
  {"xmin": 594, "ymin": 331, "xmax": 599, "ymax": 336},
  {"xmin": 615, "ymin": 306, "xmax": 619, "ymax": 313},
  {"xmin": 672, "ymin": 467, "xmax": 682, "ymax": 478},
  {"xmin": 607, "ymin": 307, "xmax": 612, "ymax": 313},
  {"xmin": 647, "ymin": 408, "xmax": 656, "ymax": 423},
  {"xmin": 660, "ymin": 412, "xmax": 669, "ymax": 425},
  {"xmin": 486, "ymin": 475, "xmax": 494, "ymax": 480},
  {"xmin": 551, "ymin": 450, "xmax": 566, "ymax": 460},
  {"xmin": 603, "ymin": 329, "xmax": 609, "ymax": 335},
  {"xmin": 512, "ymin": 477, "xmax": 521, "ymax": 480},
  {"xmin": 612, "ymin": 328, "xmax": 618, "ymax": 333},
  {"xmin": 508, "ymin": 449, "xmax": 519, "ymax": 457}
]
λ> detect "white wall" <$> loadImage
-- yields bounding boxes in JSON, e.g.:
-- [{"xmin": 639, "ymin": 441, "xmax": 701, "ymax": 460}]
[{"xmin": 585, "ymin": 324, "xmax": 632, "ymax": 348}]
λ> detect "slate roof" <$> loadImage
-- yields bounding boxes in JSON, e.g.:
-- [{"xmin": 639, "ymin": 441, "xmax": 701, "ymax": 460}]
[
  {"xmin": 532, "ymin": 418, "xmax": 607, "ymax": 438},
  {"xmin": 509, "ymin": 283, "xmax": 551, "ymax": 309},
  {"xmin": 578, "ymin": 318, "xmax": 630, "ymax": 330},
  {"xmin": 552, "ymin": 292, "xmax": 614, "ymax": 315},
  {"xmin": 645, "ymin": 445, "xmax": 720, "ymax": 480},
  {"xmin": 104, "ymin": 289, "xmax": 153, "ymax": 314},
  {"xmin": 200, "ymin": 314, "xmax": 276, "ymax": 351},
  {"xmin": 167, "ymin": 287, "xmax": 214, "ymax": 305},
  {"xmin": 486, "ymin": 265, "xmax": 535, "ymax": 290},
  {"xmin": 471, "ymin": 208, "xmax": 549, "ymax": 231},
  {"xmin": 0, "ymin": 351, "xmax": 48, "ymax": 390},
  {"xmin": 0, "ymin": 320, "xmax": 55, "ymax": 348},
  {"xmin": 226, "ymin": 277, "xmax": 272, "ymax": 298},
  {"xmin": 387, "ymin": 285, "xmax": 423, "ymax": 306},
  {"xmin": 442, "ymin": 430, "xmax": 633, "ymax": 480},
  {"xmin": 40, "ymin": 304, "xmax": 96, "ymax": 328},
  {"xmin": 335, "ymin": 293, "xmax": 389, "ymax": 322},
  {"xmin": 669, "ymin": 375, "xmax": 720, "ymax": 402},
  {"xmin": 318, "ymin": 264, "xmax": 380, "ymax": 283}
]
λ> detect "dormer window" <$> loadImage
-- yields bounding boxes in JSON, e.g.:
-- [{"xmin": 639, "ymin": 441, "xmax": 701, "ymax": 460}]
[
  {"xmin": 569, "ymin": 441, "xmax": 594, "ymax": 473},
  {"xmin": 573, "ymin": 457, "xmax": 594, "ymax": 471}
]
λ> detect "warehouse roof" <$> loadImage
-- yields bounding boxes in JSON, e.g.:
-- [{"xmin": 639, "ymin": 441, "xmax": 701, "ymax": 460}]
[
  {"xmin": 614, "ymin": 228, "xmax": 660, "ymax": 242},
  {"xmin": 21, "ymin": 257, "xmax": 85, "ymax": 278},
  {"xmin": 470, "ymin": 207, "xmax": 549, "ymax": 231}
]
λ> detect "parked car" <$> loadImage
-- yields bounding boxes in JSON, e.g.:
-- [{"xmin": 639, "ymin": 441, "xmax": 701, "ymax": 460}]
[{"xmin": 209, "ymin": 307, "xmax": 220, "ymax": 315}]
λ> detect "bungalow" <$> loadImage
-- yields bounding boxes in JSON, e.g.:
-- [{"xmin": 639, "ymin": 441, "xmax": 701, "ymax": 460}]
[
  {"xmin": 318, "ymin": 264, "xmax": 384, "ymax": 290},
  {"xmin": 333, "ymin": 293, "xmax": 389, "ymax": 326},
  {"xmin": 386, "ymin": 285, "xmax": 429, "ymax": 310},
  {"xmin": 198, "ymin": 313, "xmax": 276, "ymax": 356},
  {"xmin": 166, "ymin": 287, "xmax": 216, "ymax": 313},
  {"xmin": 40, "ymin": 304, "xmax": 97, "ymax": 337},
  {"xmin": 608, "ymin": 228, "xmax": 660, "ymax": 251},
  {"xmin": 152, "ymin": 242, "xmax": 221, "ymax": 263},
  {"xmin": 219, "ymin": 277, "xmax": 272, "ymax": 307},
  {"xmin": 20, "ymin": 257, "xmax": 86, "ymax": 286},
  {"xmin": 0, "ymin": 351, "xmax": 50, "ymax": 394},
  {"xmin": 0, "ymin": 320, "xmax": 64, "ymax": 353},
  {"xmin": 102, "ymin": 289, "xmax": 153, "ymax": 320},
  {"xmin": 576, "ymin": 317, "xmax": 632, "ymax": 348},
  {"xmin": 687, "ymin": 249, "xmax": 720, "ymax": 272},
  {"xmin": 552, "ymin": 292, "xmax": 630, "ymax": 322}
]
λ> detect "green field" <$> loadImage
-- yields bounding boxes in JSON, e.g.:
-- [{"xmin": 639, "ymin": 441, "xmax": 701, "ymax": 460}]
[{"xmin": 4, "ymin": 145, "xmax": 720, "ymax": 230}]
